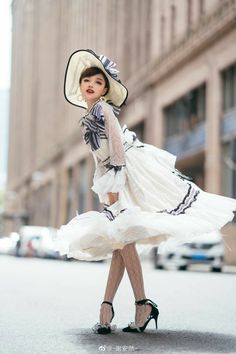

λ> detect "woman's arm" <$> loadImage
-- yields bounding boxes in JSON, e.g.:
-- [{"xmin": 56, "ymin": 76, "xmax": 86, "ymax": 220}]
[
  {"xmin": 91, "ymin": 102, "xmax": 126, "ymax": 205},
  {"xmin": 102, "ymin": 102, "xmax": 126, "ymax": 170},
  {"xmin": 108, "ymin": 192, "xmax": 119, "ymax": 205}
]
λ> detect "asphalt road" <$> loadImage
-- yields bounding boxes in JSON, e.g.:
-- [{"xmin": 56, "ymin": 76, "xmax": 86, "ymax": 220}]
[{"xmin": 0, "ymin": 255, "xmax": 236, "ymax": 354}]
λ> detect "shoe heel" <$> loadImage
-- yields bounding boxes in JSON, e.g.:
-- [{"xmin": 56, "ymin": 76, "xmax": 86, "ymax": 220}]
[
  {"xmin": 154, "ymin": 315, "xmax": 158, "ymax": 330},
  {"xmin": 123, "ymin": 298, "xmax": 159, "ymax": 333},
  {"xmin": 152, "ymin": 307, "xmax": 159, "ymax": 330}
]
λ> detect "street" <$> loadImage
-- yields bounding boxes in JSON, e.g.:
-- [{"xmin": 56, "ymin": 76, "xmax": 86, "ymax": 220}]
[{"xmin": 0, "ymin": 255, "xmax": 236, "ymax": 354}]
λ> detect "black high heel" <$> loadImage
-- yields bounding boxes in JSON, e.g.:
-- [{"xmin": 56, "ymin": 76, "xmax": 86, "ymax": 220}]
[
  {"xmin": 92, "ymin": 301, "xmax": 116, "ymax": 334},
  {"xmin": 122, "ymin": 298, "xmax": 159, "ymax": 333}
]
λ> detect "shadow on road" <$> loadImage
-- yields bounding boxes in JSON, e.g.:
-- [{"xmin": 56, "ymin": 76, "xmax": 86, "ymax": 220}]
[{"xmin": 65, "ymin": 328, "xmax": 236, "ymax": 353}]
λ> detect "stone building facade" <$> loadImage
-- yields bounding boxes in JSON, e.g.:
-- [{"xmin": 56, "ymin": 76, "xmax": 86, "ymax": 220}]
[{"xmin": 6, "ymin": 0, "xmax": 236, "ymax": 261}]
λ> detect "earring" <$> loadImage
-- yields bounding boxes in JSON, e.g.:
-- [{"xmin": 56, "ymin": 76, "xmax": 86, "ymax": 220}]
[{"xmin": 77, "ymin": 93, "xmax": 83, "ymax": 101}]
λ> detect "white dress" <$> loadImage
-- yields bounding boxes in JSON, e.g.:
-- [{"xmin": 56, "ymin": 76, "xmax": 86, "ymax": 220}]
[{"xmin": 54, "ymin": 99, "xmax": 236, "ymax": 261}]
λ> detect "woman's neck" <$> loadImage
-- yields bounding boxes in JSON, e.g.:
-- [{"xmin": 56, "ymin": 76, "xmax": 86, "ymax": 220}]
[{"xmin": 86, "ymin": 98, "xmax": 102, "ymax": 112}]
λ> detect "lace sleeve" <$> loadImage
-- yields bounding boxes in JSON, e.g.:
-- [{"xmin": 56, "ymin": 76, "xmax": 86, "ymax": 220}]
[
  {"xmin": 91, "ymin": 102, "xmax": 126, "ymax": 199},
  {"xmin": 102, "ymin": 102, "xmax": 126, "ymax": 170}
]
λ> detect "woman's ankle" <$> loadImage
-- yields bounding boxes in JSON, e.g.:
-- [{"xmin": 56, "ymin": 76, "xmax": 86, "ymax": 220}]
[{"xmin": 100, "ymin": 303, "xmax": 113, "ymax": 324}]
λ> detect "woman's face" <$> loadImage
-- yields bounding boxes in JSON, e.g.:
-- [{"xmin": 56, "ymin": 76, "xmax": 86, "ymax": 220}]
[{"xmin": 80, "ymin": 74, "xmax": 107, "ymax": 107}]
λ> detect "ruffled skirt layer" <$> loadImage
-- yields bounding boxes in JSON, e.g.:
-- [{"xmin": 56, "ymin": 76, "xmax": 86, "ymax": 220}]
[{"xmin": 54, "ymin": 141, "xmax": 236, "ymax": 261}]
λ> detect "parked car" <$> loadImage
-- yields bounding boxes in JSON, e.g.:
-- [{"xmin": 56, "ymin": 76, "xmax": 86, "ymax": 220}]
[
  {"xmin": 18, "ymin": 226, "xmax": 59, "ymax": 259},
  {"xmin": 153, "ymin": 231, "xmax": 224, "ymax": 272},
  {"xmin": 8, "ymin": 232, "xmax": 20, "ymax": 256},
  {"xmin": 0, "ymin": 236, "xmax": 16, "ymax": 255}
]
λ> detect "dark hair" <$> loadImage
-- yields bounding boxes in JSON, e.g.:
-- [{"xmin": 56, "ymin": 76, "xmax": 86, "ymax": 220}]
[{"xmin": 79, "ymin": 66, "xmax": 110, "ymax": 95}]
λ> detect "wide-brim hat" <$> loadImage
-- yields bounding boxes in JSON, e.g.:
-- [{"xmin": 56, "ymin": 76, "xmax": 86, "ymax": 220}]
[{"xmin": 64, "ymin": 49, "xmax": 128, "ymax": 109}]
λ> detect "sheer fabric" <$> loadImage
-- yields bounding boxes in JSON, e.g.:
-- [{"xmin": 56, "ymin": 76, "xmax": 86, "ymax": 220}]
[
  {"xmin": 102, "ymin": 102, "xmax": 126, "ymax": 170},
  {"xmin": 91, "ymin": 101, "xmax": 127, "ymax": 199}
]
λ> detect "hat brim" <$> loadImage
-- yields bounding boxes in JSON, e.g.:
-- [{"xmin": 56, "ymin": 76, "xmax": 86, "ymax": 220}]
[{"xmin": 64, "ymin": 49, "xmax": 128, "ymax": 109}]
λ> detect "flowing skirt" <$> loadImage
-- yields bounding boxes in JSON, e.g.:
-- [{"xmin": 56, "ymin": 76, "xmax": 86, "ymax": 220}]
[{"xmin": 54, "ymin": 134, "xmax": 236, "ymax": 261}]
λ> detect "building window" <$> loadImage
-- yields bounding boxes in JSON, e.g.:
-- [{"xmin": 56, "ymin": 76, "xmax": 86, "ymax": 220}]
[
  {"xmin": 124, "ymin": 0, "xmax": 132, "ymax": 79},
  {"xmin": 199, "ymin": 0, "xmax": 205, "ymax": 18},
  {"xmin": 145, "ymin": 0, "xmax": 151, "ymax": 62},
  {"xmin": 187, "ymin": 0, "xmax": 193, "ymax": 32},
  {"xmin": 92, "ymin": 193, "xmax": 100, "ymax": 211},
  {"xmin": 171, "ymin": 5, "xmax": 176, "ymax": 46},
  {"xmin": 232, "ymin": 139, "xmax": 236, "ymax": 199},
  {"xmin": 132, "ymin": 121, "xmax": 145, "ymax": 142},
  {"xmin": 160, "ymin": 14, "xmax": 165, "ymax": 53},
  {"xmin": 222, "ymin": 140, "xmax": 236, "ymax": 201},
  {"xmin": 78, "ymin": 159, "xmax": 88, "ymax": 214},
  {"xmin": 32, "ymin": 182, "xmax": 52, "ymax": 226},
  {"xmin": 164, "ymin": 84, "xmax": 206, "ymax": 138},
  {"xmin": 222, "ymin": 64, "xmax": 236, "ymax": 112},
  {"xmin": 66, "ymin": 167, "xmax": 74, "ymax": 221}
]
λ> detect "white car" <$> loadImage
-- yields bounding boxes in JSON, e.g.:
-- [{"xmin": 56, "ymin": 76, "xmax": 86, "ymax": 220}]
[
  {"xmin": 0, "ymin": 237, "xmax": 16, "ymax": 255},
  {"xmin": 153, "ymin": 231, "xmax": 224, "ymax": 272},
  {"xmin": 18, "ymin": 226, "xmax": 59, "ymax": 258}
]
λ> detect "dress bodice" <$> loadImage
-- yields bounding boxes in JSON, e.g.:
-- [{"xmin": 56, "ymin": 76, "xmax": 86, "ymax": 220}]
[{"xmin": 80, "ymin": 100, "xmax": 127, "ymax": 169}]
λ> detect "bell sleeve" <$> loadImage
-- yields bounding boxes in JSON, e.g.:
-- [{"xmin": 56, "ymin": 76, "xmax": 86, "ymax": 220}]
[
  {"xmin": 91, "ymin": 102, "xmax": 127, "ymax": 197},
  {"xmin": 104, "ymin": 103, "xmax": 126, "ymax": 170}
]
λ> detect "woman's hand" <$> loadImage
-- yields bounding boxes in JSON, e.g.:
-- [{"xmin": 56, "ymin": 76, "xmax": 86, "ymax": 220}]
[{"xmin": 108, "ymin": 192, "xmax": 119, "ymax": 205}]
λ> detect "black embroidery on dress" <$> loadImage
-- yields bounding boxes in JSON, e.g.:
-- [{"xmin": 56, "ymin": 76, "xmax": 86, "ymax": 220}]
[
  {"xmin": 123, "ymin": 140, "xmax": 144, "ymax": 152},
  {"xmin": 173, "ymin": 168, "xmax": 193, "ymax": 181},
  {"xmin": 120, "ymin": 208, "xmax": 127, "ymax": 213},
  {"xmin": 102, "ymin": 203, "xmax": 126, "ymax": 220},
  {"xmin": 105, "ymin": 163, "xmax": 126, "ymax": 173},
  {"xmin": 102, "ymin": 206, "xmax": 116, "ymax": 221},
  {"xmin": 157, "ymin": 183, "xmax": 200, "ymax": 215},
  {"xmin": 102, "ymin": 156, "xmax": 110, "ymax": 163},
  {"xmin": 106, "ymin": 100, "xmax": 121, "ymax": 117},
  {"xmin": 81, "ymin": 103, "xmax": 107, "ymax": 151},
  {"xmin": 124, "ymin": 145, "xmax": 133, "ymax": 152}
]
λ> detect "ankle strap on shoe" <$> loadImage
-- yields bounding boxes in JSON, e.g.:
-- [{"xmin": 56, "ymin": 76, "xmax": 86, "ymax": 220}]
[
  {"xmin": 135, "ymin": 298, "xmax": 158, "ymax": 307},
  {"xmin": 101, "ymin": 301, "xmax": 113, "ymax": 306},
  {"xmin": 135, "ymin": 299, "xmax": 147, "ymax": 305}
]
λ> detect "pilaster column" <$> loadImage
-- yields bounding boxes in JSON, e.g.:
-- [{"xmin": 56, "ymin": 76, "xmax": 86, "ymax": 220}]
[
  {"xmin": 205, "ymin": 68, "xmax": 222, "ymax": 193},
  {"xmin": 146, "ymin": 87, "xmax": 164, "ymax": 147}
]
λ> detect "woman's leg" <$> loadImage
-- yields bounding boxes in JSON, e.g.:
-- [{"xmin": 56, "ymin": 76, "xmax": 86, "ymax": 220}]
[
  {"xmin": 99, "ymin": 193, "xmax": 150, "ymax": 326},
  {"xmin": 119, "ymin": 243, "xmax": 152, "ymax": 327},
  {"xmin": 99, "ymin": 192, "xmax": 125, "ymax": 325},
  {"xmin": 99, "ymin": 249, "xmax": 125, "ymax": 324}
]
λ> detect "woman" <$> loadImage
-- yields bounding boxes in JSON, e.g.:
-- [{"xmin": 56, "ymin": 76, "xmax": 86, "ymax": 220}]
[{"xmin": 56, "ymin": 49, "xmax": 236, "ymax": 334}]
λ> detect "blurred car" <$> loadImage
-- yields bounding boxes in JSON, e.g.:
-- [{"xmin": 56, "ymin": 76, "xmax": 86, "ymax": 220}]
[
  {"xmin": 8, "ymin": 232, "xmax": 20, "ymax": 256},
  {"xmin": 153, "ymin": 231, "xmax": 224, "ymax": 272},
  {"xmin": 0, "ymin": 236, "xmax": 16, "ymax": 255},
  {"xmin": 18, "ymin": 226, "xmax": 59, "ymax": 259}
]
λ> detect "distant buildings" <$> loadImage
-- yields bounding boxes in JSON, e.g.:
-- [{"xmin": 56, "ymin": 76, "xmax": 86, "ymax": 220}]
[
  {"xmin": 0, "ymin": 89, "xmax": 9, "ymax": 190},
  {"xmin": 0, "ymin": 89, "xmax": 9, "ymax": 235},
  {"xmin": 5, "ymin": 0, "xmax": 236, "ymax": 261}
]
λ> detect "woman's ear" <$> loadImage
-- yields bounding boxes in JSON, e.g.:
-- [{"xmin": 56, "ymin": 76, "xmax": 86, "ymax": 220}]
[{"xmin": 102, "ymin": 87, "xmax": 108, "ymax": 96}]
